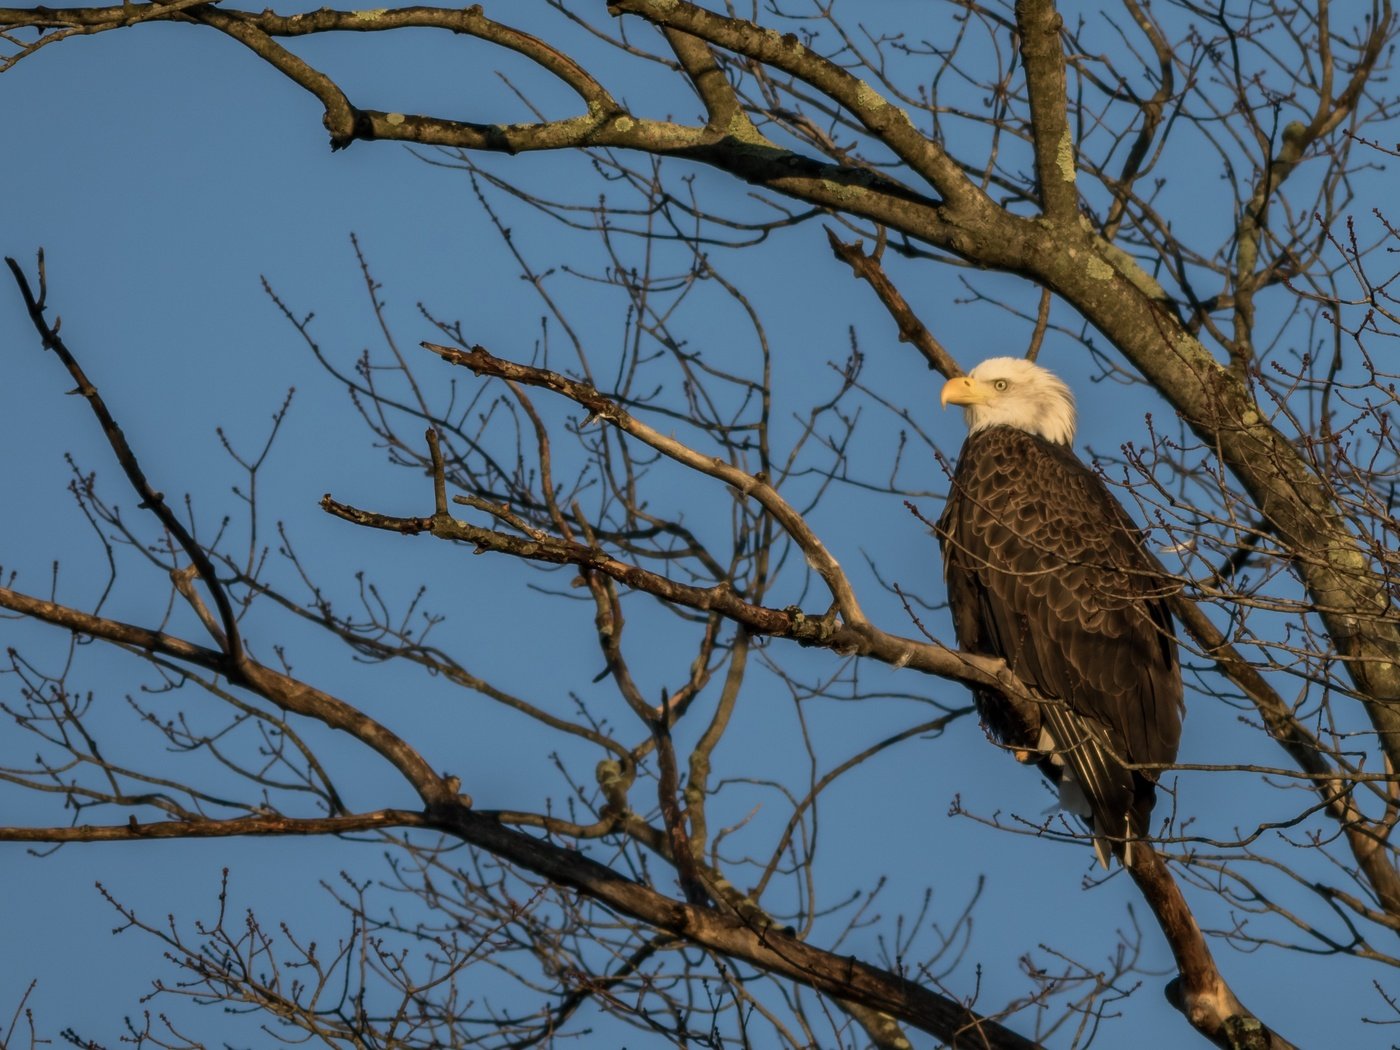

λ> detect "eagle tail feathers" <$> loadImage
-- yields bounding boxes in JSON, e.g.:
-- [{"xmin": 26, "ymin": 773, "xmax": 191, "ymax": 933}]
[{"xmin": 1039, "ymin": 704, "xmax": 1140, "ymax": 868}]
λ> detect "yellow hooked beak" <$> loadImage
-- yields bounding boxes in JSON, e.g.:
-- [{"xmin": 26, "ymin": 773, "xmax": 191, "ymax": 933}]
[{"xmin": 940, "ymin": 375, "xmax": 992, "ymax": 408}]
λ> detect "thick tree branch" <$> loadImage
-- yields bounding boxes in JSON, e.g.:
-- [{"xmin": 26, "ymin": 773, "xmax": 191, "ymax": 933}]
[
  {"xmin": 660, "ymin": 24, "xmax": 752, "ymax": 137},
  {"xmin": 1128, "ymin": 844, "xmax": 1293, "ymax": 1050},
  {"xmin": 1014, "ymin": 0, "xmax": 1078, "ymax": 220},
  {"xmin": 191, "ymin": 6, "xmax": 360, "ymax": 146},
  {"xmin": 607, "ymin": 0, "xmax": 982, "ymax": 212},
  {"xmin": 1032, "ymin": 229, "xmax": 1400, "ymax": 768}
]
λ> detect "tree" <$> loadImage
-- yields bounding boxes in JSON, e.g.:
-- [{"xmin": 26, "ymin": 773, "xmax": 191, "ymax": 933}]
[{"xmin": 2, "ymin": 1, "xmax": 1398, "ymax": 1046}]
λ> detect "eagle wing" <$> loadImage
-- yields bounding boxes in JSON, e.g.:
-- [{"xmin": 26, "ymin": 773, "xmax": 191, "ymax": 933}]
[{"xmin": 937, "ymin": 426, "xmax": 1182, "ymax": 861}]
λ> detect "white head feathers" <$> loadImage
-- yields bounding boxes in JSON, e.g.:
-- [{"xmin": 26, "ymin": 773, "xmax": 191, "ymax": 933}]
[{"xmin": 940, "ymin": 356, "xmax": 1077, "ymax": 445}]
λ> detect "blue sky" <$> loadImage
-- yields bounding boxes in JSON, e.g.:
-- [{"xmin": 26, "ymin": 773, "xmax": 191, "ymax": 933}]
[{"xmin": 3, "ymin": 4, "xmax": 1394, "ymax": 1046}]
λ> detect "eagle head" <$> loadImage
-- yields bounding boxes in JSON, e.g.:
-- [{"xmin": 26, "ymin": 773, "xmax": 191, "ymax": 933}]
[{"xmin": 940, "ymin": 356, "xmax": 1076, "ymax": 445}]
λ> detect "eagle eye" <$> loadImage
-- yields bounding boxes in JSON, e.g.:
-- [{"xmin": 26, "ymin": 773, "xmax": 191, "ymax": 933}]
[{"xmin": 992, "ymin": 379, "xmax": 1008, "ymax": 391}]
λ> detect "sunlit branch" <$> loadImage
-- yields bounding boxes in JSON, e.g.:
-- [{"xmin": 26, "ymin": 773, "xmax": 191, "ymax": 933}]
[
  {"xmin": 1014, "ymin": 0, "xmax": 1078, "ymax": 220},
  {"xmin": 607, "ymin": 0, "xmax": 980, "ymax": 210},
  {"xmin": 421, "ymin": 340, "xmax": 871, "ymax": 626}
]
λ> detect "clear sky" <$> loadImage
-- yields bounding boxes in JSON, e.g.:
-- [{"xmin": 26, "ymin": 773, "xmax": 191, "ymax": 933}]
[{"xmin": 3, "ymin": 4, "xmax": 1392, "ymax": 1046}]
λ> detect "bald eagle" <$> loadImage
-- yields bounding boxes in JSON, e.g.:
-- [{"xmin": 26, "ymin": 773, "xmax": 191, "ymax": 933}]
[{"xmin": 936, "ymin": 357, "xmax": 1182, "ymax": 867}]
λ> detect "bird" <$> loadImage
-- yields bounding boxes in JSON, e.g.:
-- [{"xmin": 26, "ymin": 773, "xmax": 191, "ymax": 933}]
[{"xmin": 936, "ymin": 356, "xmax": 1183, "ymax": 867}]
